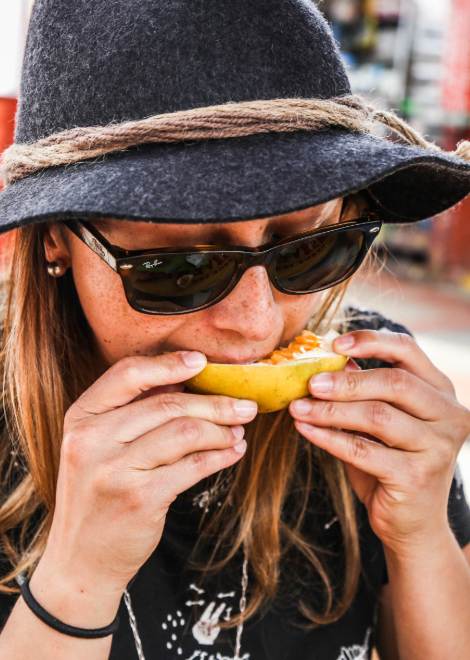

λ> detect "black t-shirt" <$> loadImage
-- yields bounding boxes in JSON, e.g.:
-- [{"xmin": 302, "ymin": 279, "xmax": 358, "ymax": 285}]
[{"xmin": 1, "ymin": 307, "xmax": 470, "ymax": 659}]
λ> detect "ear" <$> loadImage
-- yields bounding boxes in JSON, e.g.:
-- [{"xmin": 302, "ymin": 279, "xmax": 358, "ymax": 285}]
[{"xmin": 43, "ymin": 222, "xmax": 71, "ymax": 265}]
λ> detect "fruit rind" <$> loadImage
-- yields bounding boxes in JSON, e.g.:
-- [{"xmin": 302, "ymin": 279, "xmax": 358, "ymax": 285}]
[
  {"xmin": 186, "ymin": 354, "xmax": 348, "ymax": 413},
  {"xmin": 185, "ymin": 329, "xmax": 349, "ymax": 413}
]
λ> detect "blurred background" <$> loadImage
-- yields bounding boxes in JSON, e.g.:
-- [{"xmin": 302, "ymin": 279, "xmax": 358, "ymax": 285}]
[{"xmin": 0, "ymin": 1, "xmax": 469, "ymax": 494}]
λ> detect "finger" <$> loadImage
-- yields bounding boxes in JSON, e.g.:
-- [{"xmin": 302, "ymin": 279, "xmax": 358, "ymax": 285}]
[
  {"xmin": 151, "ymin": 426, "xmax": 248, "ymax": 496},
  {"xmin": 294, "ymin": 421, "xmax": 404, "ymax": 480},
  {"xmin": 85, "ymin": 391, "xmax": 258, "ymax": 443},
  {"xmin": 126, "ymin": 416, "xmax": 246, "ymax": 470},
  {"xmin": 290, "ymin": 398, "xmax": 428, "ymax": 451},
  {"xmin": 334, "ymin": 330, "xmax": 453, "ymax": 393},
  {"xmin": 68, "ymin": 351, "xmax": 208, "ymax": 420},
  {"xmin": 133, "ymin": 382, "xmax": 185, "ymax": 402},
  {"xmin": 307, "ymin": 367, "xmax": 450, "ymax": 422},
  {"xmin": 345, "ymin": 359, "xmax": 361, "ymax": 372}
]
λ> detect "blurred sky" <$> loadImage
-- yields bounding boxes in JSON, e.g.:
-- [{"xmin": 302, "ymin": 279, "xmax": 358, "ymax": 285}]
[
  {"xmin": 0, "ymin": 1, "xmax": 31, "ymax": 97},
  {"xmin": 415, "ymin": 0, "xmax": 448, "ymax": 19}
]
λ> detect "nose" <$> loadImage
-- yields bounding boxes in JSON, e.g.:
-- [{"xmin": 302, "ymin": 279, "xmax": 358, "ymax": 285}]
[{"xmin": 208, "ymin": 265, "xmax": 281, "ymax": 340}]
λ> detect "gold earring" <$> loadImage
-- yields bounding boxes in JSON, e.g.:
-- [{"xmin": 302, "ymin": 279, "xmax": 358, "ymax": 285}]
[{"xmin": 46, "ymin": 261, "xmax": 67, "ymax": 277}]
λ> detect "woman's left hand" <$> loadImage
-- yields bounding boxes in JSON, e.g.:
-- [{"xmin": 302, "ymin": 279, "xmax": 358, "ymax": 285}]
[{"xmin": 289, "ymin": 329, "xmax": 470, "ymax": 556}]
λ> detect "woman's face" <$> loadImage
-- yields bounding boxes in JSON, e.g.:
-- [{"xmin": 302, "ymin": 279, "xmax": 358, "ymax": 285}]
[{"xmin": 44, "ymin": 197, "xmax": 360, "ymax": 369}]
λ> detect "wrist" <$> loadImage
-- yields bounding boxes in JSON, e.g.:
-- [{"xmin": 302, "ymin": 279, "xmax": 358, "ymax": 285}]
[
  {"xmin": 383, "ymin": 525, "xmax": 457, "ymax": 566},
  {"xmin": 28, "ymin": 556, "xmax": 125, "ymax": 630}
]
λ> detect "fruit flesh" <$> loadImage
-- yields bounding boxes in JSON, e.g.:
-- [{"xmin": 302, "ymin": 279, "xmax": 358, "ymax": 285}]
[{"xmin": 186, "ymin": 330, "xmax": 348, "ymax": 413}]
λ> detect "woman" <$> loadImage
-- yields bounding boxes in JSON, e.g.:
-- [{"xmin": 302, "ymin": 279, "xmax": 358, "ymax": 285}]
[{"xmin": 0, "ymin": 1, "xmax": 469, "ymax": 659}]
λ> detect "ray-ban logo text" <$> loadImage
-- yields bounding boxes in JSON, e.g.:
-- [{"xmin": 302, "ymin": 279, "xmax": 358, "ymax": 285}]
[{"xmin": 143, "ymin": 258, "xmax": 163, "ymax": 269}]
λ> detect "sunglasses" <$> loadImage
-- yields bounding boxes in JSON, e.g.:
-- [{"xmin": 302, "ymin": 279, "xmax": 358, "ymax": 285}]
[{"xmin": 64, "ymin": 215, "xmax": 382, "ymax": 315}]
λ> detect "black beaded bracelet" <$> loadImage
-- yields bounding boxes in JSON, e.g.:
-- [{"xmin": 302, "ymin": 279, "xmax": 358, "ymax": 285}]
[{"xmin": 15, "ymin": 571, "xmax": 121, "ymax": 639}]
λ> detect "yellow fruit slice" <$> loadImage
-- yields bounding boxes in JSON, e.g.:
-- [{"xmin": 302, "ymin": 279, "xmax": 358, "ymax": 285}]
[{"xmin": 185, "ymin": 329, "xmax": 349, "ymax": 413}]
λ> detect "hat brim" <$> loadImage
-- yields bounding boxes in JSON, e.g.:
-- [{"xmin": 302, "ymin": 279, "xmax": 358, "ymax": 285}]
[{"xmin": 0, "ymin": 128, "xmax": 469, "ymax": 233}]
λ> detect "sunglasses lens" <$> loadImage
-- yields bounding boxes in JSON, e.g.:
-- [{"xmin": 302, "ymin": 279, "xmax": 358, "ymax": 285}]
[
  {"xmin": 273, "ymin": 228, "xmax": 366, "ymax": 292},
  {"xmin": 124, "ymin": 252, "xmax": 238, "ymax": 313}
]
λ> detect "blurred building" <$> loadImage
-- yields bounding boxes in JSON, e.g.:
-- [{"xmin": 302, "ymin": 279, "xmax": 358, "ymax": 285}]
[
  {"xmin": 319, "ymin": 0, "xmax": 470, "ymax": 291},
  {"xmin": 0, "ymin": 1, "xmax": 31, "ymax": 154},
  {"xmin": 0, "ymin": 1, "xmax": 33, "ymax": 262}
]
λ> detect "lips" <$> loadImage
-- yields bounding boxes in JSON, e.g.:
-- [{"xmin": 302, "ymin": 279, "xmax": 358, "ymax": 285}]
[{"xmin": 205, "ymin": 353, "xmax": 272, "ymax": 365}]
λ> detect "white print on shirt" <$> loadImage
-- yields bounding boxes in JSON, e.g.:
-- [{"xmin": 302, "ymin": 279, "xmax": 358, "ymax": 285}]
[
  {"xmin": 192, "ymin": 487, "xmax": 222, "ymax": 513},
  {"xmin": 454, "ymin": 465, "xmax": 464, "ymax": 500},
  {"xmin": 192, "ymin": 477, "xmax": 232, "ymax": 513},
  {"xmin": 336, "ymin": 626, "xmax": 372, "ymax": 660},
  {"xmin": 160, "ymin": 582, "xmax": 250, "ymax": 660}
]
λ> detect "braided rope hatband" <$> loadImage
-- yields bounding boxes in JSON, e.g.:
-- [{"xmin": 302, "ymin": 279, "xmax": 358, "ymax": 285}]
[{"xmin": 1, "ymin": 94, "xmax": 469, "ymax": 186}]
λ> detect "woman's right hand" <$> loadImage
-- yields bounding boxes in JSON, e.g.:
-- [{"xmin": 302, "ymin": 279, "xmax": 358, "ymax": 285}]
[{"xmin": 35, "ymin": 350, "xmax": 258, "ymax": 597}]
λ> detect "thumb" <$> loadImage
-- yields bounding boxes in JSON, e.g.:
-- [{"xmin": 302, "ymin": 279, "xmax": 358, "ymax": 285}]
[{"xmin": 344, "ymin": 462, "xmax": 376, "ymax": 506}]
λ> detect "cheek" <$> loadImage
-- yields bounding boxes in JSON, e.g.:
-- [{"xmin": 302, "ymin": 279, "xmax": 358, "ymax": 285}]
[
  {"xmin": 71, "ymin": 255, "xmax": 128, "ymax": 327},
  {"xmin": 70, "ymin": 255, "xmax": 177, "ymax": 365},
  {"xmin": 279, "ymin": 290, "xmax": 327, "ymax": 337},
  {"xmin": 281, "ymin": 290, "xmax": 323, "ymax": 317}
]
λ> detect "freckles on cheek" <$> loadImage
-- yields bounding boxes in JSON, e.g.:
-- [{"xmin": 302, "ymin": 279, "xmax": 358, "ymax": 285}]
[
  {"xmin": 70, "ymin": 260, "xmax": 181, "ymax": 363},
  {"xmin": 74, "ymin": 266, "xmax": 126, "ymax": 319},
  {"xmin": 281, "ymin": 292, "xmax": 323, "ymax": 333},
  {"xmin": 71, "ymin": 260, "xmax": 134, "ymax": 339}
]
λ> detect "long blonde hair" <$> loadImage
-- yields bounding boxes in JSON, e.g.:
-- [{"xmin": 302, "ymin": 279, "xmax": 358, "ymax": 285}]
[{"xmin": 0, "ymin": 198, "xmax": 379, "ymax": 630}]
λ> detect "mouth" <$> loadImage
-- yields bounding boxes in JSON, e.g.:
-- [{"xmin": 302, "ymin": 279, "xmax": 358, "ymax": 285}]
[
  {"xmin": 205, "ymin": 350, "xmax": 276, "ymax": 365},
  {"xmin": 206, "ymin": 356, "xmax": 265, "ymax": 365}
]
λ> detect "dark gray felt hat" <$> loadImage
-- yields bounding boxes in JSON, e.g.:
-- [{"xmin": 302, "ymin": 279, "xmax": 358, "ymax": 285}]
[{"xmin": 0, "ymin": 0, "xmax": 469, "ymax": 234}]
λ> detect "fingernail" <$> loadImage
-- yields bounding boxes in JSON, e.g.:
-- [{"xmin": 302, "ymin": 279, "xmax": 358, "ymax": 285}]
[
  {"xmin": 231, "ymin": 425, "xmax": 245, "ymax": 441},
  {"xmin": 291, "ymin": 399, "xmax": 312, "ymax": 414},
  {"xmin": 234, "ymin": 400, "xmax": 258, "ymax": 417},
  {"xmin": 335, "ymin": 334, "xmax": 355, "ymax": 350},
  {"xmin": 181, "ymin": 351, "xmax": 206, "ymax": 368},
  {"xmin": 233, "ymin": 439, "xmax": 247, "ymax": 454},
  {"xmin": 310, "ymin": 373, "xmax": 333, "ymax": 392}
]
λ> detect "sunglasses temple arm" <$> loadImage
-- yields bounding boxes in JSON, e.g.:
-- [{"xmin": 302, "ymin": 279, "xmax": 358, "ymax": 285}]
[{"xmin": 68, "ymin": 221, "xmax": 119, "ymax": 272}]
